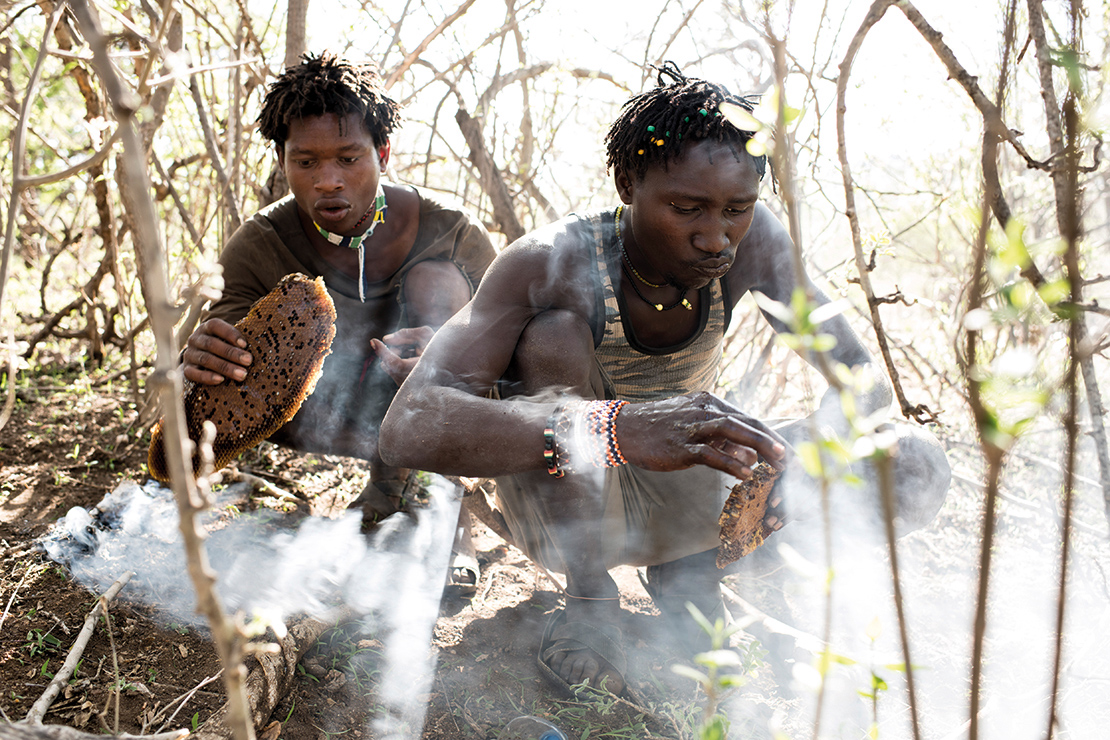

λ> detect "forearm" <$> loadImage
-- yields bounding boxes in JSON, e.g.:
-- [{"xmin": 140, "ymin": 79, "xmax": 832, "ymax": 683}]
[{"xmin": 379, "ymin": 385, "xmax": 553, "ymax": 477}]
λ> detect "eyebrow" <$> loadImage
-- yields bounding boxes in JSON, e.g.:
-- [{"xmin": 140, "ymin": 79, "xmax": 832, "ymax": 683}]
[{"xmin": 286, "ymin": 142, "xmax": 371, "ymax": 156}]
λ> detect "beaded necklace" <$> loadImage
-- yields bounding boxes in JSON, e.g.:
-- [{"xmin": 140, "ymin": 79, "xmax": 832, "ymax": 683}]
[
  {"xmin": 614, "ymin": 205, "xmax": 692, "ymax": 312},
  {"xmin": 313, "ymin": 184, "xmax": 388, "ymax": 302}
]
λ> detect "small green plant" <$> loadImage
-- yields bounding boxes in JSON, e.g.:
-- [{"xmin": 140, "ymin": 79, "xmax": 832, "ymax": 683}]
[
  {"xmin": 191, "ymin": 712, "xmax": 200, "ymax": 731},
  {"xmin": 24, "ymin": 629, "xmax": 62, "ymax": 658},
  {"xmin": 68, "ymin": 658, "xmax": 84, "ymax": 684},
  {"xmin": 671, "ymin": 604, "xmax": 754, "ymax": 740}
]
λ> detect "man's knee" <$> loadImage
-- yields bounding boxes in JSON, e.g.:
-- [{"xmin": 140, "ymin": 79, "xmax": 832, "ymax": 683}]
[
  {"xmin": 400, "ymin": 260, "xmax": 472, "ymax": 324},
  {"xmin": 890, "ymin": 423, "xmax": 951, "ymax": 534},
  {"xmin": 505, "ymin": 309, "xmax": 596, "ymax": 396}
]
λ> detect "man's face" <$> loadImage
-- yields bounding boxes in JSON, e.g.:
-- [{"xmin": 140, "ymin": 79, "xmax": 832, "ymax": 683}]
[
  {"xmin": 616, "ymin": 138, "xmax": 760, "ymax": 291},
  {"xmin": 278, "ymin": 112, "xmax": 389, "ymax": 235}
]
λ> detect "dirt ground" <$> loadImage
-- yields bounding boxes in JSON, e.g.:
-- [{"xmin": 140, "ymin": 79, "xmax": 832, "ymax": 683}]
[{"xmin": 3, "ymin": 369, "xmax": 1110, "ymax": 740}]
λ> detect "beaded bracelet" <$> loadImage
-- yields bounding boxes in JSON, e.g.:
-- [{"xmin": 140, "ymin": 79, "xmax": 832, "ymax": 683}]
[
  {"xmin": 546, "ymin": 399, "xmax": 629, "ymax": 475},
  {"xmin": 543, "ymin": 411, "xmax": 565, "ymax": 478}
]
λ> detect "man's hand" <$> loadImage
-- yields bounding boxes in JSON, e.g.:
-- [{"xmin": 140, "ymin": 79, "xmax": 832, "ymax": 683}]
[
  {"xmin": 182, "ymin": 318, "xmax": 253, "ymax": 385},
  {"xmin": 614, "ymin": 391, "xmax": 788, "ymax": 482},
  {"xmin": 371, "ymin": 326, "xmax": 435, "ymax": 386}
]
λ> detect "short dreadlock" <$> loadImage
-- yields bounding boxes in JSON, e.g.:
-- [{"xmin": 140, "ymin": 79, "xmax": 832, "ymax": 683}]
[
  {"xmin": 605, "ymin": 61, "xmax": 766, "ymax": 183},
  {"xmin": 257, "ymin": 51, "xmax": 402, "ymax": 150}
]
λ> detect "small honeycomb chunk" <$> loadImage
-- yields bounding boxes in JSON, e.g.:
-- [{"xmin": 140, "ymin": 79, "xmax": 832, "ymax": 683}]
[{"xmin": 716, "ymin": 461, "xmax": 782, "ymax": 568}]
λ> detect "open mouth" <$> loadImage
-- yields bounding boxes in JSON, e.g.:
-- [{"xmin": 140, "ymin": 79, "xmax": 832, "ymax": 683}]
[{"xmin": 315, "ymin": 201, "xmax": 352, "ymax": 224}]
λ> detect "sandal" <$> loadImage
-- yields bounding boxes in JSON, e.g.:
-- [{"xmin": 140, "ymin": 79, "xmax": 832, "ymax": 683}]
[
  {"xmin": 445, "ymin": 551, "xmax": 479, "ymax": 596},
  {"xmin": 537, "ymin": 608, "xmax": 627, "ymax": 698}
]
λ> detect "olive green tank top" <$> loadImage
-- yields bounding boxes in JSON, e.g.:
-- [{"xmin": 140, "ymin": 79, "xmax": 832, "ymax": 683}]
[{"xmin": 586, "ymin": 208, "xmax": 732, "ymax": 403}]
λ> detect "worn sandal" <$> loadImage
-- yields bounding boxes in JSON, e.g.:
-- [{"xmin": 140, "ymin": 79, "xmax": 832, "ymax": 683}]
[{"xmin": 537, "ymin": 608, "xmax": 627, "ymax": 698}]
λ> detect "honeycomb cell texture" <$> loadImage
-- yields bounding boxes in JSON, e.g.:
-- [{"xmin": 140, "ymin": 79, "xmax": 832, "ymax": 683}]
[{"xmin": 148, "ymin": 274, "xmax": 337, "ymax": 482}]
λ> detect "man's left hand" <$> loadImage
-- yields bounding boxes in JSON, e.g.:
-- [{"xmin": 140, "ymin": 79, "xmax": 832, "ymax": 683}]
[{"xmin": 372, "ymin": 326, "xmax": 435, "ymax": 385}]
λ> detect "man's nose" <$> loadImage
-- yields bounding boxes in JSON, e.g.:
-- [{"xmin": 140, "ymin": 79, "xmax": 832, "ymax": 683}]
[
  {"xmin": 695, "ymin": 215, "xmax": 732, "ymax": 254},
  {"xmin": 314, "ymin": 161, "xmax": 344, "ymax": 191}
]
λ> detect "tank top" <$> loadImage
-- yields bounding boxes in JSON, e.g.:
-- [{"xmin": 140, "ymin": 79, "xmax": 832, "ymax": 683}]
[{"xmin": 586, "ymin": 208, "xmax": 732, "ymax": 402}]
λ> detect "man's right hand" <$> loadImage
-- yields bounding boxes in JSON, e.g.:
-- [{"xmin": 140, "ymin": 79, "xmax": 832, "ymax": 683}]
[
  {"xmin": 614, "ymin": 391, "xmax": 788, "ymax": 482},
  {"xmin": 181, "ymin": 318, "xmax": 253, "ymax": 385}
]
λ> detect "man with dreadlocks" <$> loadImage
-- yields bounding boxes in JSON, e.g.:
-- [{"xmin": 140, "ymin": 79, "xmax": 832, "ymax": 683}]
[
  {"xmin": 181, "ymin": 52, "xmax": 497, "ymax": 584},
  {"xmin": 380, "ymin": 63, "xmax": 949, "ymax": 695}
]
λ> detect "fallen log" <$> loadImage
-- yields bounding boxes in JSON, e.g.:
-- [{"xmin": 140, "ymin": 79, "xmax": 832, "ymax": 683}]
[{"xmin": 191, "ymin": 609, "xmax": 352, "ymax": 740}]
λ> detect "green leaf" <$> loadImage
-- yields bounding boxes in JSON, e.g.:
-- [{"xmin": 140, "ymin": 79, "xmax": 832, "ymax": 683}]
[
  {"xmin": 718, "ymin": 101, "xmax": 762, "ymax": 132},
  {"xmin": 686, "ymin": 602, "xmax": 714, "ymax": 635},
  {"xmin": 809, "ymin": 299, "xmax": 851, "ymax": 326},
  {"xmin": 699, "ymin": 714, "xmax": 729, "ymax": 740},
  {"xmin": 695, "ymin": 650, "xmax": 742, "ymax": 667},
  {"xmin": 1037, "ymin": 278, "xmax": 1070, "ymax": 306},
  {"xmin": 777, "ymin": 334, "xmax": 803, "ymax": 351},
  {"xmin": 718, "ymin": 674, "xmax": 748, "ymax": 688},
  {"xmin": 752, "ymin": 291, "xmax": 794, "ymax": 325},
  {"xmin": 797, "ymin": 441, "xmax": 823, "ymax": 477},
  {"xmin": 996, "ymin": 219, "xmax": 1031, "ymax": 270},
  {"xmin": 672, "ymin": 664, "xmax": 709, "ymax": 683},
  {"xmin": 811, "ymin": 334, "xmax": 838, "ymax": 353},
  {"xmin": 746, "ymin": 137, "xmax": 768, "ymax": 157}
]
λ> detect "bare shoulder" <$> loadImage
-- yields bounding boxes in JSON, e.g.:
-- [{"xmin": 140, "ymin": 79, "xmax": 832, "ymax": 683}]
[{"xmin": 474, "ymin": 214, "xmax": 597, "ymax": 319}]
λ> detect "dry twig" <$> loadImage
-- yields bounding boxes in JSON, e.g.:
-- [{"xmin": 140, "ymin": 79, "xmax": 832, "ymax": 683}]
[
  {"xmin": 25, "ymin": 571, "xmax": 134, "ymax": 725},
  {"xmin": 65, "ymin": 3, "xmax": 255, "ymax": 740}
]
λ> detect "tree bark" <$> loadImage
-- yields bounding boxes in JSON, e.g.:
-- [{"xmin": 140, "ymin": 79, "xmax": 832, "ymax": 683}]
[
  {"xmin": 455, "ymin": 107, "xmax": 524, "ymax": 243},
  {"xmin": 192, "ymin": 612, "xmax": 347, "ymax": 740},
  {"xmin": 284, "ymin": 0, "xmax": 309, "ymax": 70}
]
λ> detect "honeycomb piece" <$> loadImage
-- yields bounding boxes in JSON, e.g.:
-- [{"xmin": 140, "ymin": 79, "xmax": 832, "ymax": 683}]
[
  {"xmin": 716, "ymin": 461, "xmax": 782, "ymax": 568},
  {"xmin": 148, "ymin": 274, "xmax": 337, "ymax": 482}
]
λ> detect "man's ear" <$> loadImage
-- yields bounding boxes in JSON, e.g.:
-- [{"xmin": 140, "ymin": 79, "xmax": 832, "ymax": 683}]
[
  {"xmin": 378, "ymin": 142, "xmax": 391, "ymax": 169},
  {"xmin": 275, "ymin": 144, "xmax": 285, "ymax": 170},
  {"xmin": 614, "ymin": 166, "xmax": 635, "ymax": 205}
]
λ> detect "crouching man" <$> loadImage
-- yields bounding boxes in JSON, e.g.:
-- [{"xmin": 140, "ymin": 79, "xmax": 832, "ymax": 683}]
[
  {"xmin": 379, "ymin": 63, "xmax": 950, "ymax": 696},
  {"xmin": 180, "ymin": 53, "xmax": 497, "ymax": 585}
]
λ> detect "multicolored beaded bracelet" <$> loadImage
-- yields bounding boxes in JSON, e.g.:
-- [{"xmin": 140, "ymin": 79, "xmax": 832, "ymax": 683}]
[
  {"xmin": 546, "ymin": 399, "xmax": 629, "ymax": 475},
  {"xmin": 543, "ymin": 413, "xmax": 564, "ymax": 478}
]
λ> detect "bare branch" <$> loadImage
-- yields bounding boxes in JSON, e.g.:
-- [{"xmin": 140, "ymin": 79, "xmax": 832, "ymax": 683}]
[
  {"xmin": 383, "ymin": 0, "xmax": 480, "ymax": 90},
  {"xmin": 25, "ymin": 572, "xmax": 135, "ymax": 724},
  {"xmin": 835, "ymin": 0, "xmax": 939, "ymax": 425},
  {"xmin": 65, "ymin": 4, "xmax": 256, "ymax": 740}
]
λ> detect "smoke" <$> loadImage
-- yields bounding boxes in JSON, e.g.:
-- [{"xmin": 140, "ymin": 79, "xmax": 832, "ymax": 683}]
[
  {"xmin": 720, "ymin": 425, "xmax": 1110, "ymax": 739},
  {"xmin": 40, "ymin": 474, "xmax": 460, "ymax": 739}
]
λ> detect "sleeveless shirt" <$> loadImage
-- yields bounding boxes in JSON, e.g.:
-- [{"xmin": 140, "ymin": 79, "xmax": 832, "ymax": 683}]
[{"xmin": 584, "ymin": 208, "xmax": 732, "ymax": 403}]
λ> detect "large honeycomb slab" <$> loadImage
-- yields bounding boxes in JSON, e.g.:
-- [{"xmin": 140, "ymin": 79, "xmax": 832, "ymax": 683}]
[{"xmin": 148, "ymin": 273, "xmax": 337, "ymax": 482}]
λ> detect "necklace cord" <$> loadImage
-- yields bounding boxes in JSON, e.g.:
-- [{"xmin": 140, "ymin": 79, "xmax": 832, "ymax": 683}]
[{"xmin": 614, "ymin": 205, "xmax": 692, "ymax": 312}]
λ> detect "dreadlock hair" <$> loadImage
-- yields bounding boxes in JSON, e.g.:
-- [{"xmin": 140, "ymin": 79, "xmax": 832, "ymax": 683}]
[
  {"xmin": 605, "ymin": 61, "xmax": 766, "ymax": 183},
  {"xmin": 257, "ymin": 51, "xmax": 402, "ymax": 150}
]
